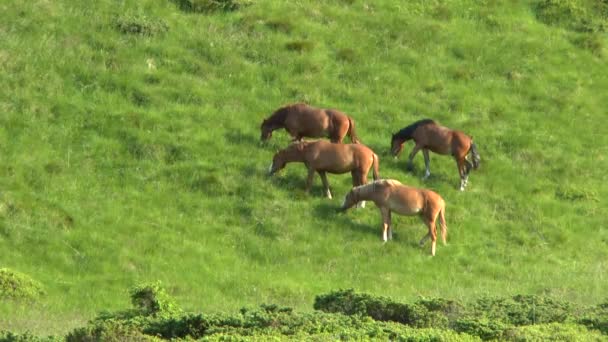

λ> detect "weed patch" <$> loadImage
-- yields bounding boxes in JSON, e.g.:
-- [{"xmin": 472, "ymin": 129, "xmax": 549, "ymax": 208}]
[
  {"xmin": 171, "ymin": 0, "xmax": 250, "ymax": 13},
  {"xmin": 112, "ymin": 14, "xmax": 168, "ymax": 37},
  {"xmin": 0, "ymin": 268, "xmax": 45, "ymax": 301}
]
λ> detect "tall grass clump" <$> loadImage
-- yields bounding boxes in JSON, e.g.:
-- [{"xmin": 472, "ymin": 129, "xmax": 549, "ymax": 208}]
[{"xmin": 0, "ymin": 268, "xmax": 45, "ymax": 301}]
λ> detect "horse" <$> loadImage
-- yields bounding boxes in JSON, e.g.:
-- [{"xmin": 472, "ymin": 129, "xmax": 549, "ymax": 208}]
[
  {"xmin": 260, "ymin": 103, "xmax": 360, "ymax": 144},
  {"xmin": 268, "ymin": 140, "xmax": 378, "ymax": 202},
  {"xmin": 390, "ymin": 119, "xmax": 480, "ymax": 191},
  {"xmin": 339, "ymin": 179, "xmax": 447, "ymax": 256}
]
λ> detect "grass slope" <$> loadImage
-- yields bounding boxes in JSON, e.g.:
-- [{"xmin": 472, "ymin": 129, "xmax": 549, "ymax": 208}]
[{"xmin": 0, "ymin": 0, "xmax": 607, "ymax": 334}]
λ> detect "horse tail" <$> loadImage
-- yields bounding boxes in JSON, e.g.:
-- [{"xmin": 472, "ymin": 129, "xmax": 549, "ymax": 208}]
[
  {"xmin": 347, "ymin": 116, "xmax": 361, "ymax": 144},
  {"xmin": 372, "ymin": 153, "xmax": 380, "ymax": 180},
  {"xmin": 469, "ymin": 142, "xmax": 480, "ymax": 169}
]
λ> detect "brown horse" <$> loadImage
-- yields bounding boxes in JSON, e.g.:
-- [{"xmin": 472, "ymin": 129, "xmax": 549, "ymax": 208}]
[
  {"xmin": 390, "ymin": 119, "xmax": 480, "ymax": 191},
  {"xmin": 268, "ymin": 140, "xmax": 378, "ymax": 202},
  {"xmin": 260, "ymin": 103, "xmax": 360, "ymax": 143},
  {"xmin": 339, "ymin": 179, "xmax": 447, "ymax": 256}
]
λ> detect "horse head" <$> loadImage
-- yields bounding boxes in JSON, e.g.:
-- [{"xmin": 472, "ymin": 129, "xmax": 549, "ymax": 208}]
[
  {"xmin": 268, "ymin": 142, "xmax": 305, "ymax": 176},
  {"xmin": 390, "ymin": 134, "xmax": 406, "ymax": 157},
  {"xmin": 260, "ymin": 119, "xmax": 273, "ymax": 141},
  {"xmin": 338, "ymin": 188, "xmax": 359, "ymax": 212}
]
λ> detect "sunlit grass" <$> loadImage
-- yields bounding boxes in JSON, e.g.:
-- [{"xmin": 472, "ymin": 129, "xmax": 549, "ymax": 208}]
[{"xmin": 0, "ymin": 0, "xmax": 607, "ymax": 335}]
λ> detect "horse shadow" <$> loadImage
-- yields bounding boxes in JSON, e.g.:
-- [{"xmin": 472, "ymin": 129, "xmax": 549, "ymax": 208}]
[
  {"xmin": 224, "ymin": 129, "xmax": 259, "ymax": 147},
  {"xmin": 313, "ymin": 202, "xmax": 380, "ymax": 239}
]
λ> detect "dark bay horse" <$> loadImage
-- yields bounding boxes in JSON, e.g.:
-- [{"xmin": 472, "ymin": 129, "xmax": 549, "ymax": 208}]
[
  {"xmin": 268, "ymin": 140, "xmax": 378, "ymax": 203},
  {"xmin": 261, "ymin": 103, "xmax": 360, "ymax": 143},
  {"xmin": 390, "ymin": 119, "xmax": 480, "ymax": 191},
  {"xmin": 340, "ymin": 179, "xmax": 447, "ymax": 256}
]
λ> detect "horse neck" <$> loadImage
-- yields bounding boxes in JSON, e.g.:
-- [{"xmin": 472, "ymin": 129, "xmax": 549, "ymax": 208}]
[
  {"xmin": 353, "ymin": 182, "xmax": 377, "ymax": 201},
  {"xmin": 268, "ymin": 107, "xmax": 289, "ymax": 127},
  {"xmin": 395, "ymin": 119, "xmax": 435, "ymax": 141},
  {"xmin": 281, "ymin": 147, "xmax": 306, "ymax": 163}
]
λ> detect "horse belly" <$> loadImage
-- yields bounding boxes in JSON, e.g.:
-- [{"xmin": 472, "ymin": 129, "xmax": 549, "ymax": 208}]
[
  {"xmin": 389, "ymin": 198, "xmax": 421, "ymax": 216},
  {"xmin": 298, "ymin": 113, "xmax": 328, "ymax": 137}
]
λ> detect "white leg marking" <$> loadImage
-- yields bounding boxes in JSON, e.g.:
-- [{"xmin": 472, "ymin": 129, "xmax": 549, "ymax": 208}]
[
  {"xmin": 268, "ymin": 162, "xmax": 274, "ymax": 174},
  {"xmin": 360, "ymin": 201, "xmax": 366, "ymax": 208},
  {"xmin": 326, "ymin": 189, "xmax": 332, "ymax": 199},
  {"xmin": 383, "ymin": 229, "xmax": 387, "ymax": 242}
]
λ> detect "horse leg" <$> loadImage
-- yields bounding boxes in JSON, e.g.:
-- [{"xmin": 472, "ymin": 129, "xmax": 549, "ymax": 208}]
[
  {"xmin": 305, "ymin": 167, "xmax": 316, "ymax": 194},
  {"xmin": 318, "ymin": 171, "xmax": 332, "ymax": 199},
  {"xmin": 388, "ymin": 210, "xmax": 393, "ymax": 240},
  {"xmin": 381, "ymin": 207, "xmax": 390, "ymax": 243},
  {"xmin": 425, "ymin": 216, "xmax": 438, "ymax": 256},
  {"xmin": 358, "ymin": 170, "xmax": 367, "ymax": 208},
  {"xmin": 407, "ymin": 144, "xmax": 422, "ymax": 171},
  {"xmin": 463, "ymin": 159, "xmax": 472, "ymax": 188},
  {"xmin": 419, "ymin": 232, "xmax": 430, "ymax": 247},
  {"xmin": 422, "ymin": 149, "xmax": 431, "ymax": 179},
  {"xmin": 456, "ymin": 157, "xmax": 466, "ymax": 191},
  {"xmin": 352, "ymin": 171, "xmax": 365, "ymax": 208}
]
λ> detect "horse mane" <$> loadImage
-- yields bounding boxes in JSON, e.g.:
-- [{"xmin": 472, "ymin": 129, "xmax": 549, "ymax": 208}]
[
  {"xmin": 352, "ymin": 179, "xmax": 402, "ymax": 197},
  {"xmin": 267, "ymin": 103, "xmax": 309, "ymax": 125},
  {"xmin": 393, "ymin": 119, "xmax": 436, "ymax": 140}
]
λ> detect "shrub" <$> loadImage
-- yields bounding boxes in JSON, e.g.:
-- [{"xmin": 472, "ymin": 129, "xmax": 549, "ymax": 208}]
[
  {"xmin": 129, "ymin": 282, "xmax": 180, "ymax": 317},
  {"xmin": 112, "ymin": 14, "xmax": 168, "ymax": 36},
  {"xmin": 65, "ymin": 320, "xmax": 157, "ymax": 342},
  {"xmin": 0, "ymin": 268, "xmax": 44, "ymax": 301},
  {"xmin": 470, "ymin": 294, "xmax": 574, "ymax": 326},
  {"xmin": 285, "ymin": 40, "xmax": 315, "ymax": 52},
  {"xmin": 503, "ymin": 323, "xmax": 605, "ymax": 341},
  {"xmin": 579, "ymin": 301, "xmax": 608, "ymax": 334},
  {"xmin": 171, "ymin": 0, "xmax": 250, "ymax": 13},
  {"xmin": 313, "ymin": 289, "xmax": 462, "ymax": 328},
  {"xmin": 534, "ymin": 0, "xmax": 607, "ymax": 32}
]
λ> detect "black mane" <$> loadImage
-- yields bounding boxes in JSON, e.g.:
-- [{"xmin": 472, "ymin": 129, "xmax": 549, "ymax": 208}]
[{"xmin": 393, "ymin": 119, "xmax": 436, "ymax": 140}]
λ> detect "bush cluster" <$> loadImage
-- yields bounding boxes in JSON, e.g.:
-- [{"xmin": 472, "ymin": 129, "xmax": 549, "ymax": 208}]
[
  {"xmin": 5, "ymin": 286, "xmax": 607, "ymax": 341},
  {"xmin": 112, "ymin": 14, "xmax": 168, "ymax": 36},
  {"xmin": 0, "ymin": 268, "xmax": 44, "ymax": 301},
  {"xmin": 171, "ymin": 0, "xmax": 250, "ymax": 13}
]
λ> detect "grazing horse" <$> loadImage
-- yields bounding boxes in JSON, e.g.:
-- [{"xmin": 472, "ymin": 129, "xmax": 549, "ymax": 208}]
[
  {"xmin": 260, "ymin": 103, "xmax": 360, "ymax": 143},
  {"xmin": 268, "ymin": 140, "xmax": 378, "ymax": 202},
  {"xmin": 339, "ymin": 179, "xmax": 447, "ymax": 256},
  {"xmin": 390, "ymin": 119, "xmax": 480, "ymax": 191}
]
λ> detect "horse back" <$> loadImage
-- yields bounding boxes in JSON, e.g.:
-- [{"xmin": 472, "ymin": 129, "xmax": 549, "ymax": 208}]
[
  {"xmin": 386, "ymin": 185, "xmax": 427, "ymax": 216},
  {"xmin": 285, "ymin": 105, "xmax": 329, "ymax": 134}
]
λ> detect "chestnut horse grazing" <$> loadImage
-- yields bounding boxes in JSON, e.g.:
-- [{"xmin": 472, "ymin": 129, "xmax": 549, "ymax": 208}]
[
  {"xmin": 340, "ymin": 179, "xmax": 447, "ymax": 256},
  {"xmin": 268, "ymin": 140, "xmax": 378, "ymax": 202},
  {"xmin": 390, "ymin": 119, "xmax": 480, "ymax": 191},
  {"xmin": 260, "ymin": 103, "xmax": 360, "ymax": 143}
]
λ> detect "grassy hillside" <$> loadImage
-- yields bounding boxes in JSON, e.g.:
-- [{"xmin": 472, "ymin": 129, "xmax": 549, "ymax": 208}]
[{"xmin": 1, "ymin": 0, "xmax": 607, "ymax": 334}]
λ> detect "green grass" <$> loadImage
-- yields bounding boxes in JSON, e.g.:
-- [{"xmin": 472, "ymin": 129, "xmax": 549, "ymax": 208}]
[{"xmin": 0, "ymin": 0, "xmax": 607, "ymax": 335}]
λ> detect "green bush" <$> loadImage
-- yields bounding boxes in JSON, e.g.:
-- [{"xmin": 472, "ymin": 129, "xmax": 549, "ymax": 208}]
[
  {"xmin": 112, "ymin": 14, "xmax": 168, "ymax": 36},
  {"xmin": 313, "ymin": 289, "xmax": 462, "ymax": 328},
  {"xmin": 129, "ymin": 282, "xmax": 181, "ymax": 317},
  {"xmin": 65, "ymin": 320, "xmax": 158, "ymax": 342},
  {"xmin": 0, "ymin": 268, "xmax": 44, "ymax": 301},
  {"xmin": 534, "ymin": 0, "xmax": 607, "ymax": 32},
  {"xmin": 470, "ymin": 294, "xmax": 574, "ymax": 326},
  {"xmin": 0, "ymin": 331, "xmax": 60, "ymax": 342},
  {"xmin": 579, "ymin": 301, "xmax": 608, "ymax": 335},
  {"xmin": 502, "ymin": 323, "xmax": 605, "ymax": 341},
  {"xmin": 171, "ymin": 0, "xmax": 250, "ymax": 13}
]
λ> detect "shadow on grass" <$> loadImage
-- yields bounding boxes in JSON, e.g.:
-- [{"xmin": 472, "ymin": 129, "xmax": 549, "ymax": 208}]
[{"xmin": 313, "ymin": 202, "xmax": 378, "ymax": 239}]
